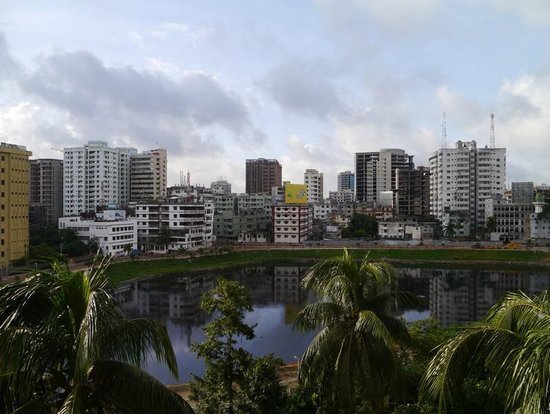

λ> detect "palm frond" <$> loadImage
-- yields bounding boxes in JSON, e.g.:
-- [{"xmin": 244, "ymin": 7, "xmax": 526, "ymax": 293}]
[
  {"xmin": 293, "ymin": 301, "xmax": 345, "ymax": 332},
  {"xmin": 88, "ymin": 360, "xmax": 194, "ymax": 413}
]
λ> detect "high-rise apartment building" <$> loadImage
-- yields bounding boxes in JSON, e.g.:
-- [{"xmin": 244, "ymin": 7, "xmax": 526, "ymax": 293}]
[
  {"xmin": 355, "ymin": 149, "xmax": 413, "ymax": 205},
  {"xmin": 130, "ymin": 148, "xmax": 167, "ymax": 202},
  {"xmin": 429, "ymin": 140, "xmax": 506, "ymax": 230},
  {"xmin": 30, "ymin": 159, "xmax": 64, "ymax": 229},
  {"xmin": 395, "ymin": 166, "xmax": 431, "ymax": 218},
  {"xmin": 337, "ymin": 171, "xmax": 355, "ymax": 192},
  {"xmin": 63, "ymin": 141, "xmax": 137, "ymax": 216},
  {"xmin": 0, "ymin": 142, "xmax": 32, "ymax": 269},
  {"xmin": 304, "ymin": 169, "xmax": 324, "ymax": 203},
  {"xmin": 245, "ymin": 158, "xmax": 282, "ymax": 194}
]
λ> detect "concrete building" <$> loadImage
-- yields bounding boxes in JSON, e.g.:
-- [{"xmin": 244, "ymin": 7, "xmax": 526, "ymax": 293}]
[
  {"xmin": 210, "ymin": 179, "xmax": 231, "ymax": 194},
  {"xmin": 527, "ymin": 196, "xmax": 550, "ymax": 241},
  {"xmin": 245, "ymin": 158, "xmax": 282, "ymax": 194},
  {"xmin": 273, "ymin": 204, "xmax": 311, "ymax": 244},
  {"xmin": 395, "ymin": 166, "xmax": 431, "ymax": 218},
  {"xmin": 429, "ymin": 140, "xmax": 506, "ymax": 232},
  {"xmin": 63, "ymin": 141, "xmax": 137, "ymax": 216},
  {"xmin": 329, "ymin": 189, "xmax": 355, "ymax": 205},
  {"xmin": 0, "ymin": 143, "xmax": 32, "ymax": 269},
  {"xmin": 378, "ymin": 220, "xmax": 434, "ymax": 240},
  {"xmin": 212, "ymin": 193, "xmax": 272, "ymax": 241},
  {"xmin": 355, "ymin": 149, "xmax": 413, "ymax": 205},
  {"xmin": 304, "ymin": 169, "xmax": 324, "ymax": 203},
  {"xmin": 130, "ymin": 148, "xmax": 167, "ymax": 202},
  {"xmin": 337, "ymin": 171, "xmax": 355, "ymax": 192},
  {"xmin": 511, "ymin": 182, "xmax": 534, "ymax": 204},
  {"xmin": 485, "ymin": 196, "xmax": 533, "ymax": 241},
  {"xmin": 30, "ymin": 158, "xmax": 63, "ymax": 229},
  {"xmin": 134, "ymin": 200, "xmax": 214, "ymax": 252},
  {"xmin": 59, "ymin": 211, "xmax": 138, "ymax": 256}
]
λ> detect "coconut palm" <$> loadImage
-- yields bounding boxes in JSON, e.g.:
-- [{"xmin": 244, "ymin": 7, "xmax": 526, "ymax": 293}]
[
  {"xmin": 294, "ymin": 249, "xmax": 423, "ymax": 413},
  {"xmin": 0, "ymin": 259, "xmax": 193, "ymax": 413},
  {"xmin": 421, "ymin": 290, "xmax": 550, "ymax": 413}
]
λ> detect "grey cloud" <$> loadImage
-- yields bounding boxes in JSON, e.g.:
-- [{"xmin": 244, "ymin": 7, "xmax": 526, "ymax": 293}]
[
  {"xmin": 3, "ymin": 46, "xmax": 266, "ymax": 160},
  {"xmin": 21, "ymin": 50, "xmax": 249, "ymax": 131},
  {"xmin": 498, "ymin": 92, "xmax": 541, "ymax": 119},
  {"xmin": 0, "ymin": 33, "xmax": 21, "ymax": 83},
  {"xmin": 258, "ymin": 61, "xmax": 346, "ymax": 119}
]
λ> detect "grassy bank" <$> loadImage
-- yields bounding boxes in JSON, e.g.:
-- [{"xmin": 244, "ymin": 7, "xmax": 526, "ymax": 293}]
[{"xmin": 104, "ymin": 248, "xmax": 550, "ymax": 285}]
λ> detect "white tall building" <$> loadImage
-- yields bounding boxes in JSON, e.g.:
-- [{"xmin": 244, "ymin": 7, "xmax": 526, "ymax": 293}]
[
  {"xmin": 304, "ymin": 169, "xmax": 324, "ymax": 203},
  {"xmin": 63, "ymin": 141, "xmax": 137, "ymax": 216},
  {"xmin": 429, "ymin": 140, "xmax": 506, "ymax": 231},
  {"xmin": 130, "ymin": 148, "xmax": 167, "ymax": 202}
]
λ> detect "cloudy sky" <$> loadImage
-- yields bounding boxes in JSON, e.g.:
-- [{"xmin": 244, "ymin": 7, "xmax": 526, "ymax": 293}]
[{"xmin": 1, "ymin": 1, "xmax": 550, "ymax": 193}]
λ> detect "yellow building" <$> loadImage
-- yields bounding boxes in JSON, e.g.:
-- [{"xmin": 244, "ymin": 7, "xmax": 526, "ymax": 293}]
[{"xmin": 0, "ymin": 142, "xmax": 32, "ymax": 269}]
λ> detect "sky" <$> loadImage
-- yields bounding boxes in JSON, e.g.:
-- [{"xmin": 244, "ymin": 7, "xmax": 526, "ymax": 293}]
[{"xmin": 1, "ymin": 0, "xmax": 550, "ymax": 193}]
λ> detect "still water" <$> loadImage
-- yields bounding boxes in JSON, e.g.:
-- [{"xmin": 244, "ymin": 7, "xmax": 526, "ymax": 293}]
[{"xmin": 113, "ymin": 265, "xmax": 550, "ymax": 384}]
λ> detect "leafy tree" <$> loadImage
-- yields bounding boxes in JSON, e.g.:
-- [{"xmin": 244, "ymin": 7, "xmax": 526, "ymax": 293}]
[
  {"xmin": 342, "ymin": 213, "xmax": 378, "ymax": 238},
  {"xmin": 421, "ymin": 290, "xmax": 550, "ymax": 413},
  {"xmin": 486, "ymin": 216, "xmax": 497, "ymax": 233},
  {"xmin": 0, "ymin": 259, "xmax": 193, "ymax": 413},
  {"xmin": 157, "ymin": 225, "xmax": 172, "ymax": 250},
  {"xmin": 294, "ymin": 249, "xmax": 423, "ymax": 413},
  {"xmin": 190, "ymin": 279, "xmax": 287, "ymax": 414},
  {"xmin": 443, "ymin": 222, "xmax": 456, "ymax": 238}
]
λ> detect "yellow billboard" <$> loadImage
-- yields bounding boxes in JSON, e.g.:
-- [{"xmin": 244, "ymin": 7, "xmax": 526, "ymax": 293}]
[{"xmin": 285, "ymin": 183, "xmax": 307, "ymax": 204}]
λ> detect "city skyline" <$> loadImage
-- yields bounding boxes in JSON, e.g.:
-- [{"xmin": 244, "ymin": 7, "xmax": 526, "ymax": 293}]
[{"xmin": 2, "ymin": 1, "xmax": 550, "ymax": 192}]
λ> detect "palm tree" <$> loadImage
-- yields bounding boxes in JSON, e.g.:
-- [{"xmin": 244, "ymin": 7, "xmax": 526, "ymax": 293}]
[
  {"xmin": 421, "ymin": 290, "xmax": 550, "ymax": 413},
  {"xmin": 0, "ymin": 258, "xmax": 193, "ymax": 413},
  {"xmin": 294, "ymin": 249, "xmax": 423, "ymax": 413}
]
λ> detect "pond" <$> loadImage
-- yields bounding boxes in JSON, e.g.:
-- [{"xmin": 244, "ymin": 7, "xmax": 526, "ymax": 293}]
[{"xmin": 113, "ymin": 265, "xmax": 550, "ymax": 384}]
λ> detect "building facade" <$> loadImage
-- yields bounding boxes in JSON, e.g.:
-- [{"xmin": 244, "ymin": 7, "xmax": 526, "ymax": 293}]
[
  {"xmin": 63, "ymin": 141, "xmax": 137, "ymax": 216},
  {"xmin": 485, "ymin": 196, "xmax": 533, "ymax": 241},
  {"xmin": 337, "ymin": 171, "xmax": 355, "ymax": 192},
  {"xmin": 395, "ymin": 166, "xmax": 431, "ymax": 218},
  {"xmin": 511, "ymin": 182, "xmax": 534, "ymax": 204},
  {"xmin": 245, "ymin": 158, "xmax": 282, "ymax": 194},
  {"xmin": 30, "ymin": 158, "xmax": 63, "ymax": 229},
  {"xmin": 355, "ymin": 149, "xmax": 413, "ymax": 205},
  {"xmin": 130, "ymin": 148, "xmax": 167, "ymax": 202},
  {"xmin": 304, "ymin": 169, "xmax": 324, "ymax": 203},
  {"xmin": 58, "ymin": 211, "xmax": 138, "ymax": 256},
  {"xmin": 429, "ymin": 140, "xmax": 506, "ymax": 231},
  {"xmin": 0, "ymin": 143, "xmax": 32, "ymax": 268},
  {"xmin": 210, "ymin": 180, "xmax": 232, "ymax": 194},
  {"xmin": 134, "ymin": 201, "xmax": 214, "ymax": 252},
  {"xmin": 273, "ymin": 204, "xmax": 311, "ymax": 244}
]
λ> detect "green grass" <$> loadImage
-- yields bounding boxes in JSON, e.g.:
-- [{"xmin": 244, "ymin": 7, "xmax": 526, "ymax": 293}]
[{"xmin": 104, "ymin": 248, "xmax": 550, "ymax": 286}]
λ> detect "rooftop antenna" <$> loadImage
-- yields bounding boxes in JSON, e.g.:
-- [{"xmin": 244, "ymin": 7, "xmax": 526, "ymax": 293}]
[
  {"xmin": 489, "ymin": 113, "xmax": 495, "ymax": 148},
  {"xmin": 441, "ymin": 111, "xmax": 447, "ymax": 148}
]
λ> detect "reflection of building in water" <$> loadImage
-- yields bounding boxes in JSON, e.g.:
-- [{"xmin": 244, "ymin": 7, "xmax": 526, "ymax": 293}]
[
  {"xmin": 230, "ymin": 266, "xmax": 274, "ymax": 305},
  {"xmin": 274, "ymin": 266, "xmax": 304, "ymax": 304},
  {"xmin": 116, "ymin": 274, "xmax": 216, "ymax": 347},
  {"xmin": 429, "ymin": 270, "xmax": 534, "ymax": 327},
  {"xmin": 528, "ymin": 273, "xmax": 550, "ymax": 296},
  {"xmin": 398, "ymin": 268, "xmax": 431, "ymax": 300}
]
